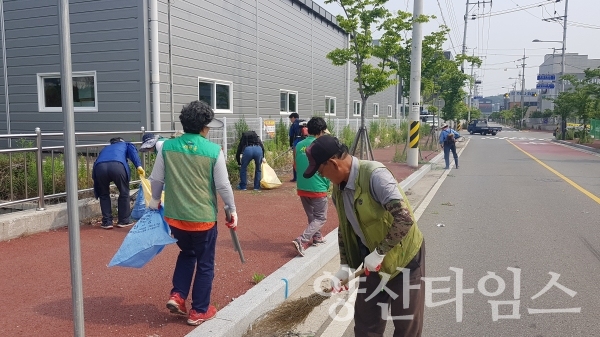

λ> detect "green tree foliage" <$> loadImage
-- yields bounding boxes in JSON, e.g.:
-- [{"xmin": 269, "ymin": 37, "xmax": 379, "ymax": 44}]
[
  {"xmin": 554, "ymin": 68, "xmax": 600, "ymax": 141},
  {"xmin": 325, "ymin": 0, "xmax": 415, "ymax": 119}
]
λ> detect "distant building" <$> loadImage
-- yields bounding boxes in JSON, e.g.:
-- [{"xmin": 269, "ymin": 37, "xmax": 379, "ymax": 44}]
[{"xmin": 537, "ymin": 53, "xmax": 600, "ymax": 111}]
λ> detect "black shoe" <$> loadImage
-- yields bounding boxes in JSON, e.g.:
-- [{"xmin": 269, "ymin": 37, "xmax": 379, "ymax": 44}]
[
  {"xmin": 101, "ymin": 223, "xmax": 114, "ymax": 230},
  {"xmin": 116, "ymin": 221, "xmax": 133, "ymax": 228}
]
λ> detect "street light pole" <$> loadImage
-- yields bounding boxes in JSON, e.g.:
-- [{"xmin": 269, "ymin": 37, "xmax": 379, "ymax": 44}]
[{"xmin": 561, "ymin": 0, "xmax": 569, "ymax": 94}]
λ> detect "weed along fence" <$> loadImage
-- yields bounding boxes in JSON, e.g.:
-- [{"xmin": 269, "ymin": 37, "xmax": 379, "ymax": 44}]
[{"xmin": 0, "ymin": 117, "xmax": 419, "ymax": 212}]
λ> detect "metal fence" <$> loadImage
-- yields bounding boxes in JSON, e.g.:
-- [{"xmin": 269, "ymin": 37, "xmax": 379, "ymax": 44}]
[
  {"xmin": 0, "ymin": 117, "xmax": 407, "ymax": 211},
  {"xmin": 591, "ymin": 119, "xmax": 600, "ymax": 139}
]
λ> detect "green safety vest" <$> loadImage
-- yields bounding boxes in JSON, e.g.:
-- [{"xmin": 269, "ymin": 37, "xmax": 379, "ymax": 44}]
[
  {"xmin": 295, "ymin": 136, "xmax": 330, "ymax": 192},
  {"xmin": 332, "ymin": 160, "xmax": 423, "ymax": 280},
  {"xmin": 161, "ymin": 133, "xmax": 221, "ymax": 222}
]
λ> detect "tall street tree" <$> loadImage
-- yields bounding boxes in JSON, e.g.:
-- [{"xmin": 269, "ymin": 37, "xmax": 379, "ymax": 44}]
[{"xmin": 326, "ymin": 0, "xmax": 421, "ymax": 157}]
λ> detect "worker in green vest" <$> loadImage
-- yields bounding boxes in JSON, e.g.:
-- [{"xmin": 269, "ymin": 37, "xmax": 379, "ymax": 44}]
[
  {"xmin": 148, "ymin": 100, "xmax": 237, "ymax": 326},
  {"xmin": 303, "ymin": 135, "xmax": 425, "ymax": 337}
]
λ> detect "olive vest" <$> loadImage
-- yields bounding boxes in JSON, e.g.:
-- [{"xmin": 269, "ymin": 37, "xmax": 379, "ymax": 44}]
[
  {"xmin": 332, "ymin": 160, "xmax": 423, "ymax": 280},
  {"xmin": 161, "ymin": 133, "xmax": 221, "ymax": 222}
]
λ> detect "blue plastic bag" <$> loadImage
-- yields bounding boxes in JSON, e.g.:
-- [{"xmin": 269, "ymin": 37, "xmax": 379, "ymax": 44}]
[
  {"xmin": 108, "ymin": 207, "xmax": 177, "ymax": 268},
  {"xmin": 130, "ymin": 188, "xmax": 146, "ymax": 220}
]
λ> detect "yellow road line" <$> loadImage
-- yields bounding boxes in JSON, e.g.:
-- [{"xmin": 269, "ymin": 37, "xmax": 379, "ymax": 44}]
[{"xmin": 508, "ymin": 140, "xmax": 600, "ymax": 205}]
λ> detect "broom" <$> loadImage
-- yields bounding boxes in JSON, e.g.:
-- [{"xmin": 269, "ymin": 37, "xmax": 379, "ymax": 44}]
[{"xmin": 243, "ymin": 268, "xmax": 365, "ymax": 337}]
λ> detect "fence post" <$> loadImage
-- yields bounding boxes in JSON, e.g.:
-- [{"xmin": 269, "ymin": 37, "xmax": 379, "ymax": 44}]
[
  {"xmin": 35, "ymin": 127, "xmax": 45, "ymax": 211},
  {"xmin": 223, "ymin": 116, "xmax": 228, "ymax": 155},
  {"xmin": 141, "ymin": 126, "xmax": 146, "ymax": 169},
  {"xmin": 259, "ymin": 117, "xmax": 263, "ymax": 140}
]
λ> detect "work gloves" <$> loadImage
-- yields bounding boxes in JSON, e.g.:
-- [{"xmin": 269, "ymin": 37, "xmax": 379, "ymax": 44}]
[
  {"xmin": 262, "ymin": 158, "xmax": 267, "ymax": 163},
  {"xmin": 148, "ymin": 198, "xmax": 161, "ymax": 210},
  {"xmin": 226, "ymin": 211, "xmax": 238, "ymax": 229},
  {"xmin": 331, "ymin": 264, "xmax": 353, "ymax": 293},
  {"xmin": 364, "ymin": 249, "xmax": 385, "ymax": 276},
  {"xmin": 137, "ymin": 166, "xmax": 145, "ymax": 177}
]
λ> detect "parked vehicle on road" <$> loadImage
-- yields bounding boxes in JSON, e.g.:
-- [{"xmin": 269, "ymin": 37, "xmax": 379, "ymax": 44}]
[
  {"xmin": 467, "ymin": 119, "xmax": 502, "ymax": 135},
  {"xmin": 421, "ymin": 115, "xmax": 440, "ymax": 129}
]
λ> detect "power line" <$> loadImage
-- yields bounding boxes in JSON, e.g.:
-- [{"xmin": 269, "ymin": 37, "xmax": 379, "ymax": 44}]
[
  {"xmin": 473, "ymin": 0, "xmax": 555, "ymax": 19},
  {"xmin": 435, "ymin": 0, "xmax": 458, "ymax": 54}
]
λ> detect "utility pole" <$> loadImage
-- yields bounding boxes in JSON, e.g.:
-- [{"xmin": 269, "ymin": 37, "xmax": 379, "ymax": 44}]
[
  {"xmin": 408, "ymin": 0, "xmax": 424, "ymax": 168},
  {"xmin": 58, "ymin": 0, "xmax": 85, "ymax": 335},
  {"xmin": 468, "ymin": 49, "xmax": 476, "ymax": 121},
  {"xmin": 542, "ymin": 0, "xmax": 569, "ymax": 139},
  {"xmin": 461, "ymin": 0, "xmax": 492, "ymax": 72},
  {"xmin": 518, "ymin": 49, "xmax": 527, "ymax": 129}
]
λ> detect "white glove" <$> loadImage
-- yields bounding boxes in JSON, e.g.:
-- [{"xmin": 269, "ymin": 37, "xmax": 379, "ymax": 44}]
[
  {"xmin": 262, "ymin": 157, "xmax": 267, "ymax": 163},
  {"xmin": 331, "ymin": 264, "xmax": 353, "ymax": 293},
  {"xmin": 148, "ymin": 198, "xmax": 160, "ymax": 210},
  {"xmin": 226, "ymin": 211, "xmax": 238, "ymax": 229},
  {"xmin": 364, "ymin": 249, "xmax": 385, "ymax": 275}
]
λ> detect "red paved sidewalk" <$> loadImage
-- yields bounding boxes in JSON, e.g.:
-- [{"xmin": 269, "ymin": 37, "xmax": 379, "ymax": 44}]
[{"xmin": 0, "ymin": 147, "xmax": 436, "ymax": 337}]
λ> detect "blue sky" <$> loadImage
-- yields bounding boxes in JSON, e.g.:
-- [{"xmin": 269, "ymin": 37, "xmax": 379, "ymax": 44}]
[{"xmin": 312, "ymin": 0, "xmax": 599, "ymax": 97}]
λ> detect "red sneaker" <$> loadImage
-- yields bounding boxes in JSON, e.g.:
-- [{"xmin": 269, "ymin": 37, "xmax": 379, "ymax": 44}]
[
  {"xmin": 166, "ymin": 292, "xmax": 187, "ymax": 315},
  {"xmin": 187, "ymin": 305, "xmax": 217, "ymax": 326}
]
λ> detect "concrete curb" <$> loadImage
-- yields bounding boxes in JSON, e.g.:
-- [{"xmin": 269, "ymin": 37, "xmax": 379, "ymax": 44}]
[
  {"xmin": 552, "ymin": 139, "xmax": 600, "ymax": 155},
  {"xmin": 187, "ymin": 149, "xmax": 447, "ymax": 337},
  {"xmin": 0, "ymin": 198, "xmax": 101, "ymax": 241}
]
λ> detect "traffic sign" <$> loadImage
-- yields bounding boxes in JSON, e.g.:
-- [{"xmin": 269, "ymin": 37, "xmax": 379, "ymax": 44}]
[
  {"xmin": 536, "ymin": 83, "xmax": 555, "ymax": 89},
  {"xmin": 537, "ymin": 74, "xmax": 556, "ymax": 81}
]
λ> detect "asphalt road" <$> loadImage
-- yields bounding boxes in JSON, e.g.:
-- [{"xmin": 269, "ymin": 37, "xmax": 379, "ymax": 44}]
[{"xmin": 336, "ymin": 129, "xmax": 600, "ymax": 337}]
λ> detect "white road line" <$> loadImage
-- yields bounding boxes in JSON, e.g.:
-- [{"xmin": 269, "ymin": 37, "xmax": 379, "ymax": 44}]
[
  {"xmin": 413, "ymin": 139, "xmax": 469, "ymax": 220},
  {"xmin": 319, "ymin": 280, "xmax": 360, "ymax": 336}
]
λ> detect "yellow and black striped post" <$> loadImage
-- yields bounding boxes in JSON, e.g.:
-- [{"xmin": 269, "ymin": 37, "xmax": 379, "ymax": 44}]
[{"xmin": 409, "ymin": 121, "xmax": 420, "ymax": 148}]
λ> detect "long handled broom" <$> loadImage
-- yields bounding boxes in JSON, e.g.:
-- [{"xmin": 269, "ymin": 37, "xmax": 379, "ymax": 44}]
[{"xmin": 243, "ymin": 268, "xmax": 365, "ymax": 337}]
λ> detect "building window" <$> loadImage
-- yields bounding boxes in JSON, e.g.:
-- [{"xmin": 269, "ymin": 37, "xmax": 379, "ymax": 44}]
[
  {"xmin": 280, "ymin": 90, "xmax": 297, "ymax": 114},
  {"xmin": 325, "ymin": 96, "xmax": 336, "ymax": 115},
  {"xmin": 387, "ymin": 105, "xmax": 393, "ymax": 117},
  {"xmin": 198, "ymin": 77, "xmax": 233, "ymax": 113},
  {"xmin": 373, "ymin": 103, "xmax": 379, "ymax": 117},
  {"xmin": 353, "ymin": 100, "xmax": 361, "ymax": 116},
  {"xmin": 37, "ymin": 71, "xmax": 97, "ymax": 112}
]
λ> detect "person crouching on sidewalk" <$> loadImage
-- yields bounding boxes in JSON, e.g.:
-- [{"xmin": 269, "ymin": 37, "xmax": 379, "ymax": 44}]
[{"xmin": 292, "ymin": 117, "xmax": 331, "ymax": 256}]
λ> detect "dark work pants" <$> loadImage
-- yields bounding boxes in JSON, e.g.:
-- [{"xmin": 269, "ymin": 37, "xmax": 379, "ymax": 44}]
[
  {"xmin": 94, "ymin": 161, "xmax": 130, "ymax": 225},
  {"xmin": 443, "ymin": 142, "xmax": 458, "ymax": 169},
  {"xmin": 170, "ymin": 225, "xmax": 217, "ymax": 313},
  {"xmin": 354, "ymin": 241, "xmax": 426, "ymax": 337}
]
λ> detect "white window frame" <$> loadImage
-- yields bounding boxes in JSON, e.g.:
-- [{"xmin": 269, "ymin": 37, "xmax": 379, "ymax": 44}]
[
  {"xmin": 280, "ymin": 89, "xmax": 298, "ymax": 115},
  {"xmin": 353, "ymin": 100, "xmax": 361, "ymax": 116},
  {"xmin": 387, "ymin": 105, "xmax": 393, "ymax": 117},
  {"xmin": 325, "ymin": 96, "xmax": 336, "ymax": 116},
  {"xmin": 198, "ymin": 77, "xmax": 233, "ymax": 114},
  {"xmin": 373, "ymin": 103, "xmax": 379, "ymax": 118},
  {"xmin": 37, "ymin": 71, "xmax": 98, "ymax": 112}
]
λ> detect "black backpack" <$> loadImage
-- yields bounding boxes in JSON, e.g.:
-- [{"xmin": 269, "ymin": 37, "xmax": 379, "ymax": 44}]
[{"xmin": 296, "ymin": 120, "xmax": 308, "ymax": 139}]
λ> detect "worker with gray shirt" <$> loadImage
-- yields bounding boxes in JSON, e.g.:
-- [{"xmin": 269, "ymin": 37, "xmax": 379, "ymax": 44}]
[
  {"xmin": 148, "ymin": 100, "xmax": 237, "ymax": 326},
  {"xmin": 303, "ymin": 135, "xmax": 425, "ymax": 337}
]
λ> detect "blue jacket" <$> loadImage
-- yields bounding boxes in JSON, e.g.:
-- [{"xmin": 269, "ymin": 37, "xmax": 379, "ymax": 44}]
[
  {"xmin": 289, "ymin": 119, "xmax": 300, "ymax": 147},
  {"xmin": 93, "ymin": 142, "xmax": 142, "ymax": 197},
  {"xmin": 439, "ymin": 128, "xmax": 461, "ymax": 145}
]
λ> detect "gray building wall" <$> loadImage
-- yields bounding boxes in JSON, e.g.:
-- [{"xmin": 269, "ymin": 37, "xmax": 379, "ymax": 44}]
[
  {"xmin": 0, "ymin": 0, "xmax": 148, "ymax": 135},
  {"xmin": 156, "ymin": 0, "xmax": 397, "ymax": 130},
  {"xmin": 0, "ymin": 0, "xmax": 397, "ymax": 136},
  {"xmin": 538, "ymin": 53, "xmax": 600, "ymax": 112}
]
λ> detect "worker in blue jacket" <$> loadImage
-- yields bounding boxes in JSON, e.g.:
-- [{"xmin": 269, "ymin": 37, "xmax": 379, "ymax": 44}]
[
  {"xmin": 93, "ymin": 137, "xmax": 144, "ymax": 229},
  {"xmin": 439, "ymin": 123, "xmax": 461, "ymax": 169}
]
